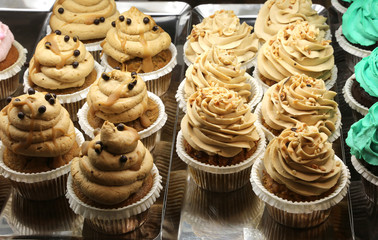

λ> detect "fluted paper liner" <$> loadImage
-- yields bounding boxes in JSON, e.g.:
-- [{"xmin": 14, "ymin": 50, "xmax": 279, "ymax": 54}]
[
  {"xmin": 78, "ymin": 91, "xmax": 167, "ymax": 142},
  {"xmin": 254, "ymin": 102, "xmax": 342, "ymax": 142},
  {"xmin": 0, "ymin": 41, "xmax": 27, "ymax": 80},
  {"xmin": 331, "ymin": 0, "xmax": 348, "ymax": 14},
  {"xmin": 175, "ymin": 73, "xmax": 263, "ymax": 113},
  {"xmin": 342, "ymin": 74, "xmax": 369, "ymax": 116},
  {"xmin": 336, "ymin": 26, "xmax": 372, "ymax": 59},
  {"xmin": 253, "ymin": 64, "xmax": 338, "ymax": 93},
  {"xmin": 250, "ymin": 157, "xmax": 350, "ymax": 214},
  {"xmin": 351, "ymin": 156, "xmax": 378, "ymax": 187},
  {"xmin": 66, "ymin": 164, "xmax": 162, "ymax": 220}
]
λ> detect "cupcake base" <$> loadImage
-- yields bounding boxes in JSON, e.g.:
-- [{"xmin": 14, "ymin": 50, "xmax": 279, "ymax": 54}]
[{"xmin": 342, "ymin": 74, "xmax": 369, "ymax": 117}]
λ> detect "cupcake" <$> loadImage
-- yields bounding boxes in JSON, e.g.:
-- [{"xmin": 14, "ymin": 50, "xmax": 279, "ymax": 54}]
[
  {"xmin": 184, "ymin": 10, "xmax": 258, "ymax": 70},
  {"xmin": 346, "ymin": 102, "xmax": 378, "ymax": 204},
  {"xmin": 343, "ymin": 47, "xmax": 378, "ymax": 116},
  {"xmin": 0, "ymin": 91, "xmax": 84, "ymax": 200},
  {"xmin": 49, "ymin": 0, "xmax": 120, "ymax": 61},
  {"xmin": 101, "ymin": 7, "xmax": 177, "ymax": 96},
  {"xmin": 251, "ymin": 124, "xmax": 350, "ymax": 228},
  {"xmin": 66, "ymin": 121, "xmax": 162, "ymax": 234},
  {"xmin": 255, "ymin": 21, "xmax": 336, "ymax": 90},
  {"xmin": 336, "ymin": 0, "xmax": 378, "ymax": 72},
  {"xmin": 24, "ymin": 31, "xmax": 101, "ymax": 121},
  {"xmin": 254, "ymin": 0, "xmax": 329, "ymax": 43},
  {"xmin": 256, "ymin": 74, "xmax": 340, "ymax": 142},
  {"xmin": 176, "ymin": 46, "xmax": 262, "ymax": 112},
  {"xmin": 78, "ymin": 70, "xmax": 167, "ymax": 150},
  {"xmin": 176, "ymin": 86, "xmax": 265, "ymax": 192},
  {"xmin": 0, "ymin": 22, "xmax": 27, "ymax": 106}
]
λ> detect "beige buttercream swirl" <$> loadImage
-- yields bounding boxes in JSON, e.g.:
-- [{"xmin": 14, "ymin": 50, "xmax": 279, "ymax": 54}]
[
  {"xmin": 264, "ymin": 124, "xmax": 341, "ymax": 197},
  {"xmin": 101, "ymin": 7, "xmax": 171, "ymax": 72},
  {"xmin": 0, "ymin": 92, "xmax": 76, "ymax": 157},
  {"xmin": 181, "ymin": 87, "xmax": 260, "ymax": 158},
  {"xmin": 257, "ymin": 21, "xmax": 334, "ymax": 84},
  {"xmin": 87, "ymin": 70, "xmax": 148, "ymax": 124},
  {"xmin": 255, "ymin": 0, "xmax": 329, "ymax": 43},
  {"xmin": 49, "ymin": 0, "xmax": 119, "ymax": 40},
  {"xmin": 29, "ymin": 33, "xmax": 95, "ymax": 90},
  {"xmin": 184, "ymin": 46, "xmax": 251, "ymax": 103},
  {"xmin": 261, "ymin": 74, "xmax": 338, "ymax": 136},
  {"xmin": 185, "ymin": 10, "xmax": 259, "ymax": 64},
  {"xmin": 71, "ymin": 121, "xmax": 153, "ymax": 205}
]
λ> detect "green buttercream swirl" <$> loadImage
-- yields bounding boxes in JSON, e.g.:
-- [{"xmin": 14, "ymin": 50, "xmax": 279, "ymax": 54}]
[
  {"xmin": 342, "ymin": 0, "xmax": 378, "ymax": 46},
  {"xmin": 346, "ymin": 102, "xmax": 378, "ymax": 166},
  {"xmin": 355, "ymin": 47, "xmax": 378, "ymax": 98}
]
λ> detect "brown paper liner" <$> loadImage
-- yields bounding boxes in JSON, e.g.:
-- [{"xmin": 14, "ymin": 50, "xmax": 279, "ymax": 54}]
[{"xmin": 0, "ymin": 73, "xmax": 19, "ymax": 99}]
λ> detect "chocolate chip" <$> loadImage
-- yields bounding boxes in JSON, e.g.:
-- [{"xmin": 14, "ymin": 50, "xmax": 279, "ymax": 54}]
[
  {"xmin": 6, "ymin": 96, "xmax": 12, "ymax": 103},
  {"xmin": 73, "ymin": 37, "xmax": 77, "ymax": 42},
  {"xmin": 52, "ymin": 93, "xmax": 57, "ymax": 99},
  {"xmin": 306, "ymin": 84, "xmax": 311, "ymax": 87},
  {"xmin": 45, "ymin": 42, "xmax": 52, "ymax": 49},
  {"xmin": 14, "ymin": 98, "xmax": 20, "ymax": 102},
  {"xmin": 143, "ymin": 17, "xmax": 149, "ymax": 24},
  {"xmin": 128, "ymin": 82, "xmax": 135, "ymax": 90},
  {"xmin": 94, "ymin": 141, "xmax": 103, "ymax": 154},
  {"xmin": 72, "ymin": 61, "xmax": 79, "ymax": 68},
  {"xmin": 49, "ymin": 98, "xmax": 56, "ymax": 105},
  {"xmin": 111, "ymin": 21, "xmax": 116, "ymax": 27},
  {"xmin": 73, "ymin": 50, "xmax": 80, "ymax": 57},
  {"xmin": 119, "ymin": 15, "xmax": 125, "ymax": 22},
  {"xmin": 58, "ymin": 7, "xmax": 64, "ymax": 14},
  {"xmin": 291, "ymin": 128, "xmax": 297, "ymax": 132},
  {"xmin": 18, "ymin": 112, "xmax": 25, "ymax": 119},
  {"xmin": 94, "ymin": 19, "xmax": 100, "ymax": 25},
  {"xmin": 152, "ymin": 26, "xmax": 158, "ymax": 31},
  {"xmin": 27, "ymin": 88, "xmax": 35, "ymax": 95},
  {"xmin": 119, "ymin": 155, "xmax": 128, "ymax": 163},
  {"xmin": 55, "ymin": 30, "xmax": 61, "ymax": 35},
  {"xmin": 100, "ymin": 17, "xmax": 105, "ymax": 22},
  {"xmin": 117, "ymin": 123, "xmax": 125, "ymax": 131},
  {"xmin": 95, "ymin": 147, "xmax": 102, "ymax": 154},
  {"xmin": 114, "ymin": 66, "xmax": 121, "ymax": 70},
  {"xmin": 101, "ymin": 73, "xmax": 110, "ymax": 81},
  {"xmin": 45, "ymin": 93, "xmax": 52, "ymax": 101},
  {"xmin": 38, "ymin": 105, "xmax": 46, "ymax": 114},
  {"xmin": 126, "ymin": 18, "xmax": 131, "ymax": 25},
  {"xmin": 64, "ymin": 35, "xmax": 70, "ymax": 42},
  {"xmin": 131, "ymin": 71, "xmax": 137, "ymax": 78}
]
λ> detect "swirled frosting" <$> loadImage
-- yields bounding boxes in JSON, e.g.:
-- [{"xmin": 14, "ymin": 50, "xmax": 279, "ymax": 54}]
[
  {"xmin": 181, "ymin": 87, "xmax": 260, "ymax": 158},
  {"xmin": 264, "ymin": 123, "xmax": 341, "ymax": 197},
  {"xmin": 0, "ymin": 21, "xmax": 14, "ymax": 62},
  {"xmin": 184, "ymin": 46, "xmax": 251, "ymax": 102},
  {"xmin": 355, "ymin": 47, "xmax": 378, "ymax": 98},
  {"xmin": 261, "ymin": 74, "xmax": 338, "ymax": 136},
  {"xmin": 28, "ymin": 32, "xmax": 95, "ymax": 90},
  {"xmin": 101, "ymin": 7, "xmax": 171, "ymax": 73},
  {"xmin": 257, "ymin": 21, "xmax": 334, "ymax": 84},
  {"xmin": 185, "ymin": 10, "xmax": 259, "ymax": 65},
  {"xmin": 87, "ymin": 70, "xmax": 149, "ymax": 124},
  {"xmin": 49, "ymin": 0, "xmax": 119, "ymax": 41},
  {"xmin": 71, "ymin": 121, "xmax": 153, "ymax": 205},
  {"xmin": 254, "ymin": 0, "xmax": 329, "ymax": 43},
  {"xmin": 346, "ymin": 102, "xmax": 378, "ymax": 166},
  {"xmin": 0, "ymin": 92, "xmax": 76, "ymax": 157},
  {"xmin": 342, "ymin": 0, "xmax": 378, "ymax": 47}
]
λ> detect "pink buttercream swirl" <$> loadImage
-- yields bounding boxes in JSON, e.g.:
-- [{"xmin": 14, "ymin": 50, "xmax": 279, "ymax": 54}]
[{"xmin": 0, "ymin": 22, "xmax": 14, "ymax": 62}]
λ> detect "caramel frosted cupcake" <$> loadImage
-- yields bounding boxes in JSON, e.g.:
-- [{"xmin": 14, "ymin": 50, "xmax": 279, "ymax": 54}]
[
  {"xmin": 24, "ymin": 32, "xmax": 101, "ymax": 121},
  {"xmin": 49, "ymin": 0, "xmax": 120, "ymax": 61},
  {"xmin": 0, "ymin": 91, "xmax": 84, "ymax": 200},
  {"xmin": 176, "ymin": 86, "xmax": 265, "ymax": 192},
  {"xmin": 177, "ymin": 46, "xmax": 262, "ymax": 112},
  {"xmin": 255, "ymin": 0, "xmax": 329, "ymax": 43},
  {"xmin": 257, "ymin": 74, "xmax": 340, "ymax": 141},
  {"xmin": 184, "ymin": 10, "xmax": 258, "ymax": 70},
  {"xmin": 78, "ymin": 70, "xmax": 167, "ymax": 150},
  {"xmin": 251, "ymin": 124, "xmax": 350, "ymax": 228},
  {"xmin": 255, "ymin": 21, "xmax": 336, "ymax": 89},
  {"xmin": 101, "ymin": 7, "xmax": 177, "ymax": 96},
  {"xmin": 66, "ymin": 121, "xmax": 162, "ymax": 234}
]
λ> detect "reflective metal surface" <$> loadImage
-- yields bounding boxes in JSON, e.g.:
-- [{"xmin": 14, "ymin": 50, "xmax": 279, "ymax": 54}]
[{"xmin": 0, "ymin": 0, "xmax": 54, "ymax": 12}]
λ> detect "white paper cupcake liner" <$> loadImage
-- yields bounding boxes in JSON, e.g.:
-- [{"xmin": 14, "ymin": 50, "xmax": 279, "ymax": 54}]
[
  {"xmin": 331, "ymin": 0, "xmax": 348, "ymax": 14},
  {"xmin": 176, "ymin": 126, "xmax": 266, "ymax": 192},
  {"xmin": 254, "ymin": 103, "xmax": 342, "ymax": 142},
  {"xmin": 342, "ymin": 74, "xmax": 369, "ymax": 116},
  {"xmin": 351, "ymin": 156, "xmax": 378, "ymax": 187},
  {"xmin": 253, "ymin": 64, "xmax": 338, "ymax": 93},
  {"xmin": 0, "ymin": 128, "xmax": 84, "ymax": 200},
  {"xmin": 0, "ymin": 41, "xmax": 27, "ymax": 80},
  {"xmin": 176, "ymin": 74, "xmax": 263, "ymax": 113},
  {"xmin": 336, "ymin": 26, "xmax": 372, "ymax": 59},
  {"xmin": 66, "ymin": 164, "xmax": 162, "ymax": 221},
  {"xmin": 250, "ymin": 156, "xmax": 350, "ymax": 214},
  {"xmin": 78, "ymin": 91, "xmax": 167, "ymax": 150}
]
